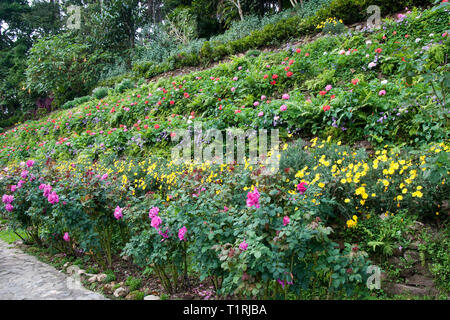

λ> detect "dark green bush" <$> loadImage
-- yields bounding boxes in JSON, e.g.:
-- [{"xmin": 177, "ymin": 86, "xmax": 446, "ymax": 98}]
[
  {"xmin": 61, "ymin": 95, "xmax": 92, "ymax": 110},
  {"xmin": 114, "ymin": 78, "xmax": 135, "ymax": 93},
  {"xmin": 92, "ymin": 87, "xmax": 109, "ymax": 100}
]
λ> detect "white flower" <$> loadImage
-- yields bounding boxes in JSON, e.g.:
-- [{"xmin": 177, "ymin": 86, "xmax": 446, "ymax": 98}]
[
  {"xmin": 365, "ymin": 54, "xmax": 370, "ymax": 58},
  {"xmin": 368, "ymin": 62, "xmax": 377, "ymax": 69},
  {"xmin": 429, "ymin": 33, "xmax": 434, "ymax": 37},
  {"xmin": 339, "ymin": 49, "xmax": 346, "ymax": 55},
  {"xmin": 415, "ymin": 38, "xmax": 421, "ymax": 43},
  {"xmin": 381, "ymin": 80, "xmax": 388, "ymax": 85},
  {"xmin": 187, "ymin": 120, "xmax": 192, "ymax": 124},
  {"xmin": 323, "ymin": 51, "xmax": 327, "ymax": 55},
  {"xmin": 345, "ymin": 50, "xmax": 351, "ymax": 56},
  {"xmin": 365, "ymin": 40, "xmax": 372, "ymax": 45}
]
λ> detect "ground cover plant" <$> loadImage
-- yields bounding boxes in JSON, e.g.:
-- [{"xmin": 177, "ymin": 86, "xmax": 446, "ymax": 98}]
[{"xmin": 0, "ymin": 1, "xmax": 448, "ymax": 301}]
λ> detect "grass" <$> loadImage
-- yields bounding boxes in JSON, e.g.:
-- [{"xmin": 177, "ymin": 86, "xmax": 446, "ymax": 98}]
[{"xmin": 0, "ymin": 228, "xmax": 26, "ymax": 244}]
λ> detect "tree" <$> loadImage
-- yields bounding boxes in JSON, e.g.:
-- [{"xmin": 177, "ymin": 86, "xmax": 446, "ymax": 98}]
[
  {"xmin": 24, "ymin": 32, "xmax": 117, "ymax": 108},
  {"xmin": 165, "ymin": 7, "xmax": 198, "ymax": 44}
]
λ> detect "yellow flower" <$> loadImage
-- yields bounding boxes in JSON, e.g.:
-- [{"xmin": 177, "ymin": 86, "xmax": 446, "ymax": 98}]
[{"xmin": 344, "ymin": 198, "xmax": 350, "ymax": 203}]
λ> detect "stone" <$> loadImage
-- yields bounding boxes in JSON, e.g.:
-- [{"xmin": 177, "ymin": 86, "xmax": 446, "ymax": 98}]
[
  {"xmin": 400, "ymin": 267, "xmax": 415, "ymax": 278},
  {"xmin": 0, "ymin": 239, "xmax": 106, "ymax": 300},
  {"xmin": 63, "ymin": 262, "xmax": 70, "ymax": 269},
  {"xmin": 77, "ymin": 269, "xmax": 86, "ymax": 276},
  {"xmin": 144, "ymin": 295, "xmax": 160, "ymax": 300},
  {"xmin": 113, "ymin": 287, "xmax": 129, "ymax": 298},
  {"xmin": 409, "ymin": 241, "xmax": 421, "ymax": 250},
  {"xmin": 103, "ymin": 282, "xmax": 116, "ymax": 294},
  {"xmin": 414, "ymin": 264, "xmax": 430, "ymax": 276},
  {"xmin": 88, "ymin": 275, "xmax": 98, "ymax": 283},
  {"xmin": 405, "ymin": 275, "xmax": 434, "ymax": 287},
  {"xmin": 97, "ymin": 274, "xmax": 107, "ymax": 282},
  {"xmin": 385, "ymin": 284, "xmax": 429, "ymax": 296},
  {"xmin": 404, "ymin": 250, "xmax": 420, "ymax": 264}
]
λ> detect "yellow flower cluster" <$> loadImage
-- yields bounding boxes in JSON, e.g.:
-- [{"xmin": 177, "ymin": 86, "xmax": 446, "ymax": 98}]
[
  {"xmin": 316, "ymin": 17, "xmax": 343, "ymax": 29},
  {"xmin": 346, "ymin": 215, "xmax": 358, "ymax": 228}
]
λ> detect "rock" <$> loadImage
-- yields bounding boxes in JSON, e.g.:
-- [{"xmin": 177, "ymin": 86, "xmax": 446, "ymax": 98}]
[
  {"xmin": 406, "ymin": 275, "xmax": 434, "ymax": 287},
  {"xmin": 409, "ymin": 241, "xmax": 421, "ymax": 250},
  {"xmin": 77, "ymin": 269, "xmax": 86, "ymax": 276},
  {"xmin": 113, "ymin": 287, "xmax": 129, "ymax": 298},
  {"xmin": 404, "ymin": 250, "xmax": 420, "ymax": 264},
  {"xmin": 409, "ymin": 221, "xmax": 424, "ymax": 232},
  {"xmin": 414, "ymin": 264, "xmax": 430, "ymax": 276},
  {"xmin": 144, "ymin": 295, "xmax": 160, "ymax": 300},
  {"xmin": 88, "ymin": 275, "xmax": 98, "ymax": 283},
  {"xmin": 388, "ymin": 256, "xmax": 402, "ymax": 265},
  {"xmin": 97, "ymin": 274, "xmax": 107, "ymax": 282},
  {"xmin": 103, "ymin": 282, "xmax": 116, "ymax": 294},
  {"xmin": 400, "ymin": 268, "xmax": 415, "ymax": 278},
  {"xmin": 13, "ymin": 240, "xmax": 23, "ymax": 245},
  {"xmin": 63, "ymin": 262, "xmax": 70, "ymax": 269},
  {"xmin": 385, "ymin": 284, "xmax": 429, "ymax": 296}
]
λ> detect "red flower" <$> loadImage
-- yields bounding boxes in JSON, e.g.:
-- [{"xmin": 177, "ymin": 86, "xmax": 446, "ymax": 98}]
[
  {"xmin": 305, "ymin": 53, "xmax": 310, "ymax": 57},
  {"xmin": 351, "ymin": 78, "xmax": 359, "ymax": 85},
  {"xmin": 296, "ymin": 48, "xmax": 301, "ymax": 53},
  {"xmin": 330, "ymin": 95, "xmax": 336, "ymax": 100},
  {"xmin": 322, "ymin": 105, "xmax": 331, "ymax": 111},
  {"xmin": 170, "ymin": 100, "xmax": 175, "ymax": 105},
  {"xmin": 184, "ymin": 92, "xmax": 190, "ymax": 98},
  {"xmin": 263, "ymin": 74, "xmax": 269, "ymax": 79},
  {"xmin": 286, "ymin": 71, "xmax": 293, "ymax": 77},
  {"xmin": 319, "ymin": 90, "xmax": 327, "ymax": 96},
  {"xmin": 270, "ymin": 81, "xmax": 277, "ymax": 85},
  {"xmin": 375, "ymin": 48, "xmax": 382, "ymax": 53},
  {"xmin": 272, "ymin": 74, "xmax": 278, "ymax": 80},
  {"xmin": 154, "ymin": 124, "xmax": 160, "ymax": 129}
]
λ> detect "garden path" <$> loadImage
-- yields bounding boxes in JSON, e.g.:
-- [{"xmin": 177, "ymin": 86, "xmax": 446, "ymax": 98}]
[{"xmin": 0, "ymin": 240, "xmax": 106, "ymax": 300}]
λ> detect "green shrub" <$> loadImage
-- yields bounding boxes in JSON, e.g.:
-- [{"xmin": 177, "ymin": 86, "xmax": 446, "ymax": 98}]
[
  {"xmin": 92, "ymin": 87, "xmax": 109, "ymax": 100},
  {"xmin": 125, "ymin": 276, "xmax": 142, "ymax": 291},
  {"xmin": 61, "ymin": 95, "xmax": 92, "ymax": 110},
  {"xmin": 115, "ymin": 78, "xmax": 135, "ymax": 93}
]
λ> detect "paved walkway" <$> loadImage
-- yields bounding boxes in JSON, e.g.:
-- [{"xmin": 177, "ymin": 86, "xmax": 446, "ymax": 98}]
[{"xmin": 0, "ymin": 240, "xmax": 106, "ymax": 300}]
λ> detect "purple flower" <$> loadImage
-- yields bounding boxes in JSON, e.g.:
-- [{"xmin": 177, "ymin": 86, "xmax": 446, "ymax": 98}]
[
  {"xmin": 151, "ymin": 216, "xmax": 162, "ymax": 229},
  {"xmin": 178, "ymin": 226, "xmax": 187, "ymax": 241},
  {"xmin": 239, "ymin": 240, "xmax": 248, "ymax": 251},
  {"xmin": 26, "ymin": 160, "xmax": 35, "ymax": 168},
  {"xmin": 283, "ymin": 216, "xmax": 290, "ymax": 226},
  {"xmin": 5, "ymin": 203, "xmax": 13, "ymax": 212},
  {"xmin": 2, "ymin": 194, "xmax": 13, "ymax": 204},
  {"xmin": 114, "ymin": 206, "xmax": 123, "ymax": 220},
  {"xmin": 63, "ymin": 232, "xmax": 70, "ymax": 242},
  {"xmin": 21, "ymin": 170, "xmax": 29, "ymax": 179},
  {"xmin": 280, "ymin": 104, "xmax": 287, "ymax": 112},
  {"xmin": 149, "ymin": 206, "xmax": 159, "ymax": 219},
  {"xmin": 246, "ymin": 188, "xmax": 260, "ymax": 208},
  {"xmin": 47, "ymin": 192, "xmax": 59, "ymax": 205}
]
